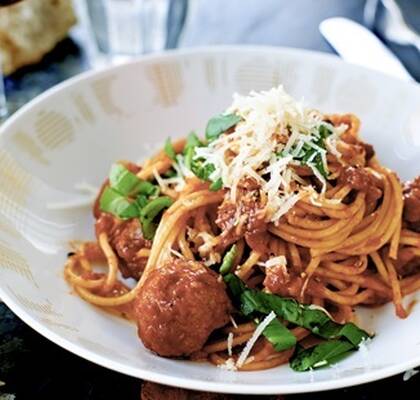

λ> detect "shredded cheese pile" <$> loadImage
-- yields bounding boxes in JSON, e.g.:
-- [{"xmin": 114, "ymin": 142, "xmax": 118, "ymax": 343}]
[
  {"xmin": 236, "ymin": 311, "xmax": 277, "ymax": 368},
  {"xmin": 195, "ymin": 86, "xmax": 346, "ymax": 221}
]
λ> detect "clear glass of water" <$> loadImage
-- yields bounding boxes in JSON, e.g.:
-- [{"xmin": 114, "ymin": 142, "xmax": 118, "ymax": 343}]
[{"xmin": 103, "ymin": 0, "xmax": 170, "ymax": 61}]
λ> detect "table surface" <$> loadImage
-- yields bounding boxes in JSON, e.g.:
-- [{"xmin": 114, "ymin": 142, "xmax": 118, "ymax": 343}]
[{"xmin": 1, "ymin": 0, "xmax": 420, "ymax": 399}]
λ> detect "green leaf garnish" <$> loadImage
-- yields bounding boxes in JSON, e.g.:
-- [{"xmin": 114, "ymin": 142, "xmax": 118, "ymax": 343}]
[
  {"xmin": 205, "ymin": 113, "xmax": 241, "ymax": 142},
  {"xmin": 290, "ymin": 340, "xmax": 356, "ymax": 371},
  {"xmin": 319, "ymin": 125, "xmax": 332, "ymax": 139},
  {"xmin": 209, "ymin": 177, "xmax": 223, "ymax": 191},
  {"xmin": 137, "ymin": 180, "xmax": 160, "ymax": 197},
  {"xmin": 239, "ymin": 289, "xmax": 370, "ymax": 343},
  {"xmin": 219, "ymin": 244, "xmax": 237, "ymax": 275},
  {"xmin": 139, "ymin": 196, "xmax": 174, "ymax": 240},
  {"xmin": 280, "ymin": 125, "xmax": 333, "ymax": 179},
  {"xmin": 263, "ymin": 317, "xmax": 297, "ymax": 352},
  {"xmin": 224, "ymin": 273, "xmax": 246, "ymax": 299},
  {"xmin": 182, "ymin": 132, "xmax": 203, "ymax": 170},
  {"xmin": 99, "ymin": 187, "xmax": 139, "ymax": 219},
  {"xmin": 164, "ymin": 137, "xmax": 177, "ymax": 161},
  {"xmin": 223, "ymin": 273, "xmax": 371, "ymax": 371},
  {"xmin": 135, "ymin": 194, "xmax": 149, "ymax": 209},
  {"xmin": 183, "ymin": 132, "xmax": 202, "ymax": 153},
  {"xmin": 109, "ymin": 164, "xmax": 159, "ymax": 197},
  {"xmin": 109, "ymin": 164, "xmax": 142, "ymax": 197},
  {"xmin": 191, "ymin": 160, "xmax": 216, "ymax": 181}
]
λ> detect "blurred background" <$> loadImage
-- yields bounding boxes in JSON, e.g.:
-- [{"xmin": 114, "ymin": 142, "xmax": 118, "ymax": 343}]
[
  {"xmin": 0, "ymin": 0, "xmax": 419, "ymax": 120},
  {"xmin": 0, "ymin": 0, "xmax": 419, "ymax": 399}
]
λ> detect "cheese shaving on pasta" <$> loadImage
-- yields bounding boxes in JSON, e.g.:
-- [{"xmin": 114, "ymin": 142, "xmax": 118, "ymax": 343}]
[
  {"xmin": 195, "ymin": 86, "xmax": 344, "ymax": 221},
  {"xmin": 236, "ymin": 311, "xmax": 277, "ymax": 368}
]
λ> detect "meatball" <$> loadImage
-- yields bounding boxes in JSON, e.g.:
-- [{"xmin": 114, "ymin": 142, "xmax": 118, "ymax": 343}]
[
  {"xmin": 403, "ymin": 176, "xmax": 420, "ymax": 231},
  {"xmin": 95, "ymin": 214, "xmax": 151, "ymax": 280},
  {"xmin": 134, "ymin": 258, "xmax": 231, "ymax": 357}
]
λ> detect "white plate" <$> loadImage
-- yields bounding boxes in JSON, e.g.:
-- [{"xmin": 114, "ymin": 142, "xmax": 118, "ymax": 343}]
[{"xmin": 0, "ymin": 46, "xmax": 419, "ymax": 395}]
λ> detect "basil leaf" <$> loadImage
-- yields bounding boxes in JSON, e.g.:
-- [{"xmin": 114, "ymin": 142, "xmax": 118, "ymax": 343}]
[
  {"xmin": 263, "ymin": 317, "xmax": 297, "ymax": 352},
  {"xmin": 137, "ymin": 180, "xmax": 160, "ymax": 197},
  {"xmin": 183, "ymin": 132, "xmax": 202, "ymax": 154},
  {"xmin": 224, "ymin": 268, "xmax": 371, "ymax": 371},
  {"xmin": 99, "ymin": 187, "xmax": 139, "ymax": 219},
  {"xmin": 140, "ymin": 196, "xmax": 174, "ymax": 240},
  {"xmin": 109, "ymin": 164, "xmax": 142, "ymax": 197},
  {"xmin": 205, "ymin": 113, "xmax": 241, "ymax": 142},
  {"xmin": 184, "ymin": 147, "xmax": 195, "ymax": 171},
  {"xmin": 319, "ymin": 125, "xmax": 332, "ymax": 139},
  {"xmin": 317, "ymin": 321, "xmax": 370, "ymax": 347},
  {"xmin": 136, "ymin": 194, "xmax": 148, "ymax": 209},
  {"xmin": 311, "ymin": 154, "xmax": 328, "ymax": 178},
  {"xmin": 219, "ymin": 245, "xmax": 237, "ymax": 275},
  {"xmin": 191, "ymin": 160, "xmax": 216, "ymax": 181},
  {"xmin": 164, "ymin": 138, "xmax": 177, "ymax": 161},
  {"xmin": 290, "ymin": 340, "xmax": 355, "ymax": 372},
  {"xmin": 209, "ymin": 177, "xmax": 223, "ymax": 192},
  {"xmin": 240, "ymin": 289, "xmax": 370, "ymax": 343},
  {"xmin": 224, "ymin": 273, "xmax": 246, "ymax": 299},
  {"xmin": 109, "ymin": 164, "xmax": 159, "ymax": 197},
  {"xmin": 283, "ymin": 125, "xmax": 333, "ymax": 180},
  {"xmin": 183, "ymin": 132, "xmax": 203, "ymax": 170}
]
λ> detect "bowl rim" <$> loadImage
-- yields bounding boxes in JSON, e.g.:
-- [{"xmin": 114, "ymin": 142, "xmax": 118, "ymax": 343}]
[{"xmin": 0, "ymin": 45, "xmax": 419, "ymax": 394}]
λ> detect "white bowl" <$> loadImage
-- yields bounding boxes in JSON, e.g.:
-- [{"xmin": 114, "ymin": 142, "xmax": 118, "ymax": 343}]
[{"xmin": 0, "ymin": 46, "xmax": 419, "ymax": 395}]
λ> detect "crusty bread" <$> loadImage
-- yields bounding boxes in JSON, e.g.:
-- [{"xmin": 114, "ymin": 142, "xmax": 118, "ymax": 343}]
[{"xmin": 0, "ymin": 0, "xmax": 77, "ymax": 75}]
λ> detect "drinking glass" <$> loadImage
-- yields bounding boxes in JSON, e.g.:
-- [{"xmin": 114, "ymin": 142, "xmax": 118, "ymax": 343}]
[
  {"xmin": 0, "ymin": 60, "xmax": 7, "ymax": 119},
  {"xmin": 103, "ymin": 0, "xmax": 170, "ymax": 59}
]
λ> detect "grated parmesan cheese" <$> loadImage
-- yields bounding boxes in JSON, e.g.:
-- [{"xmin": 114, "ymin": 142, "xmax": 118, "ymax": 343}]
[
  {"xmin": 227, "ymin": 332, "xmax": 234, "ymax": 357},
  {"xmin": 263, "ymin": 256, "xmax": 287, "ymax": 269},
  {"xmin": 218, "ymin": 357, "xmax": 237, "ymax": 371},
  {"xmin": 153, "ymin": 158, "xmax": 189, "ymax": 193},
  {"xmin": 358, "ymin": 338, "xmax": 372, "ymax": 371},
  {"xmin": 229, "ymin": 315, "xmax": 238, "ymax": 329},
  {"xmin": 307, "ymin": 304, "xmax": 334, "ymax": 320},
  {"xmin": 169, "ymin": 249, "xmax": 184, "ymax": 259},
  {"xmin": 195, "ymin": 86, "xmax": 343, "ymax": 223},
  {"xmin": 236, "ymin": 311, "xmax": 277, "ymax": 368}
]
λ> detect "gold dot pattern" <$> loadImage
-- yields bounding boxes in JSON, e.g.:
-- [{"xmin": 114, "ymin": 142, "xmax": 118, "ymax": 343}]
[
  {"xmin": 0, "ymin": 241, "xmax": 37, "ymax": 287},
  {"xmin": 40, "ymin": 317, "xmax": 79, "ymax": 333},
  {"xmin": 0, "ymin": 212, "xmax": 21, "ymax": 239},
  {"xmin": 11, "ymin": 131, "xmax": 50, "ymax": 165},
  {"xmin": 235, "ymin": 60, "xmax": 281, "ymax": 95},
  {"xmin": 310, "ymin": 65, "xmax": 335, "ymax": 105},
  {"xmin": 204, "ymin": 58, "xmax": 216, "ymax": 91},
  {"xmin": 77, "ymin": 337, "xmax": 130, "ymax": 361},
  {"xmin": 91, "ymin": 76, "xmax": 124, "ymax": 116},
  {"xmin": 35, "ymin": 110, "xmax": 75, "ymax": 150},
  {"xmin": 7, "ymin": 286, "xmax": 61, "ymax": 317},
  {"xmin": 72, "ymin": 93, "xmax": 96, "ymax": 124},
  {"xmin": 147, "ymin": 62, "xmax": 184, "ymax": 107},
  {"xmin": 0, "ymin": 149, "xmax": 32, "ymax": 206}
]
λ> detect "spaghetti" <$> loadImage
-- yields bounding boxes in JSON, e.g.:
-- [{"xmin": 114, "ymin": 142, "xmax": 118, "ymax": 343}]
[{"xmin": 65, "ymin": 86, "xmax": 420, "ymax": 372}]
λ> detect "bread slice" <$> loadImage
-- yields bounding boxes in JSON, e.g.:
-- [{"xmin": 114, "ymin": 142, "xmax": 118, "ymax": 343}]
[{"xmin": 0, "ymin": 0, "xmax": 77, "ymax": 75}]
